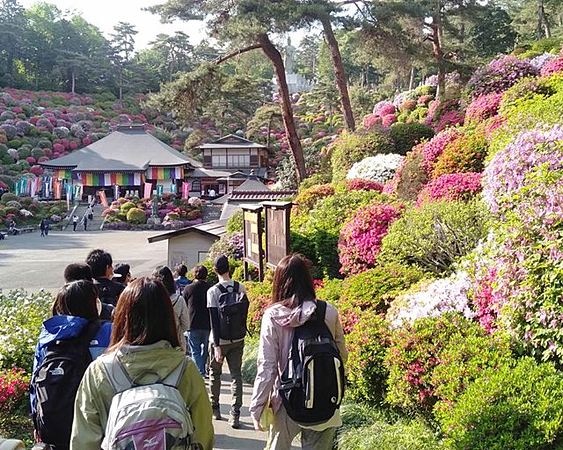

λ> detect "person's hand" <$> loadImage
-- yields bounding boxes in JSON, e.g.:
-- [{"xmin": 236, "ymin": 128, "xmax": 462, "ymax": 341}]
[
  {"xmin": 253, "ymin": 418, "xmax": 263, "ymax": 431},
  {"xmin": 214, "ymin": 346, "xmax": 223, "ymax": 363}
]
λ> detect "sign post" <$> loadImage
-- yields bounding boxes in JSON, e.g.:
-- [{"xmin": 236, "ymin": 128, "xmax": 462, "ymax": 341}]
[
  {"xmin": 263, "ymin": 201, "xmax": 292, "ymax": 270},
  {"xmin": 242, "ymin": 205, "xmax": 264, "ymax": 282}
]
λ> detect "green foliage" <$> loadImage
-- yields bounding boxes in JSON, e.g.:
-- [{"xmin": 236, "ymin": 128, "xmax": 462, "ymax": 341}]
[
  {"xmin": 246, "ymin": 280, "xmax": 272, "ymax": 335},
  {"xmin": 241, "ymin": 336, "xmax": 259, "ymax": 384},
  {"xmin": 120, "ymin": 201, "xmax": 136, "ymax": 213},
  {"xmin": 225, "ymin": 210, "xmax": 243, "ymax": 233},
  {"xmin": 386, "ymin": 313, "xmax": 511, "ymax": 416},
  {"xmin": 390, "ymin": 123, "xmax": 434, "ymax": 156},
  {"xmin": 345, "ymin": 311, "xmax": 390, "ymax": 405},
  {"xmin": 438, "ymin": 358, "xmax": 563, "ymax": 450},
  {"xmin": 381, "ymin": 200, "xmax": 488, "ymax": 275},
  {"xmin": 0, "ymin": 290, "xmax": 52, "ymax": 370},
  {"xmin": 330, "ymin": 129, "xmax": 395, "ymax": 181},
  {"xmin": 432, "ymin": 127, "xmax": 488, "ymax": 178},
  {"xmin": 126, "ymin": 207, "xmax": 146, "ymax": 224},
  {"xmin": 0, "ymin": 192, "xmax": 18, "ymax": 204},
  {"xmin": 293, "ymin": 183, "xmax": 334, "ymax": 215},
  {"xmin": 315, "ymin": 278, "xmax": 344, "ymax": 306},
  {"xmin": 391, "ymin": 146, "xmax": 429, "ymax": 202}
]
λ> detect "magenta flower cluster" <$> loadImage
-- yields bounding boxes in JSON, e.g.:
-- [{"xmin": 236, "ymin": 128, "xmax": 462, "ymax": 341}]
[
  {"xmin": 420, "ymin": 128, "xmax": 461, "ymax": 175},
  {"xmin": 540, "ymin": 57, "xmax": 563, "ymax": 77},
  {"xmin": 465, "ymin": 93, "xmax": 503, "ymax": 123},
  {"xmin": 482, "ymin": 125, "xmax": 563, "ymax": 214},
  {"xmin": 417, "ymin": 172, "xmax": 482, "ymax": 205},
  {"xmin": 467, "ymin": 55, "xmax": 539, "ymax": 98},
  {"xmin": 338, "ymin": 202, "xmax": 403, "ymax": 275},
  {"xmin": 363, "ymin": 101, "xmax": 397, "ymax": 129}
]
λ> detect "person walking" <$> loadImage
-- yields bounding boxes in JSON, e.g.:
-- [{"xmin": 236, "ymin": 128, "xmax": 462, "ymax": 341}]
[
  {"xmin": 64, "ymin": 263, "xmax": 114, "ymax": 321},
  {"xmin": 175, "ymin": 264, "xmax": 191, "ymax": 293},
  {"xmin": 86, "ymin": 249, "xmax": 125, "ymax": 307},
  {"xmin": 72, "ymin": 215, "xmax": 78, "ymax": 232},
  {"xmin": 40, "ymin": 218, "xmax": 47, "ymax": 237},
  {"xmin": 207, "ymin": 255, "xmax": 249, "ymax": 429},
  {"xmin": 183, "ymin": 265, "xmax": 211, "ymax": 376},
  {"xmin": 69, "ymin": 278, "xmax": 214, "ymax": 450},
  {"xmin": 82, "ymin": 214, "xmax": 88, "ymax": 231},
  {"xmin": 249, "ymin": 254, "xmax": 348, "ymax": 450}
]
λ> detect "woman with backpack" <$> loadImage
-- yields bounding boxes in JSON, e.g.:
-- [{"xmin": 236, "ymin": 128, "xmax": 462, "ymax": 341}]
[
  {"xmin": 30, "ymin": 280, "xmax": 112, "ymax": 450},
  {"xmin": 249, "ymin": 254, "xmax": 348, "ymax": 450},
  {"xmin": 153, "ymin": 265, "xmax": 190, "ymax": 346},
  {"xmin": 70, "ymin": 277, "xmax": 213, "ymax": 450}
]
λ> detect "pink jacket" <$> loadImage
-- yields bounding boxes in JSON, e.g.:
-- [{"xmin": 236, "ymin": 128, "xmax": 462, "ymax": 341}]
[{"xmin": 249, "ymin": 300, "xmax": 347, "ymax": 423}]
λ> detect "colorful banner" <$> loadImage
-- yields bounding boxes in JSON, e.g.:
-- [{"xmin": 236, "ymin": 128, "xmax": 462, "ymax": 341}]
[
  {"xmin": 170, "ymin": 182, "xmax": 177, "ymax": 194},
  {"xmin": 145, "ymin": 166, "xmax": 183, "ymax": 180},
  {"xmin": 98, "ymin": 190, "xmax": 109, "ymax": 208},
  {"xmin": 53, "ymin": 179, "xmax": 62, "ymax": 200},
  {"xmin": 79, "ymin": 172, "xmax": 142, "ymax": 186},
  {"xmin": 54, "ymin": 169, "xmax": 71, "ymax": 179},
  {"xmin": 74, "ymin": 184, "xmax": 82, "ymax": 199},
  {"xmin": 182, "ymin": 181, "xmax": 189, "ymax": 200},
  {"xmin": 80, "ymin": 172, "xmax": 104, "ymax": 186},
  {"xmin": 156, "ymin": 185, "xmax": 163, "ymax": 196},
  {"xmin": 144, "ymin": 182, "xmax": 153, "ymax": 199},
  {"xmin": 114, "ymin": 185, "xmax": 120, "ymax": 199}
]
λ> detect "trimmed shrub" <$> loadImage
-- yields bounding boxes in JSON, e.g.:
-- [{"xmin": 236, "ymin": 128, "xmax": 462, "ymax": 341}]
[
  {"xmin": 384, "ymin": 146, "xmax": 428, "ymax": 202},
  {"xmin": 0, "ymin": 192, "xmax": 18, "ymax": 204},
  {"xmin": 438, "ymin": 358, "xmax": 563, "ymax": 450},
  {"xmin": 465, "ymin": 93, "xmax": 503, "ymax": 123},
  {"xmin": 126, "ymin": 207, "xmax": 147, "ymax": 224},
  {"xmin": 293, "ymin": 183, "xmax": 334, "ymax": 215},
  {"xmin": 345, "ymin": 178, "xmax": 383, "ymax": 192},
  {"xmin": 432, "ymin": 127, "xmax": 488, "ymax": 178},
  {"xmin": 390, "ymin": 123, "xmax": 435, "ymax": 155},
  {"xmin": 241, "ymin": 337, "xmax": 259, "ymax": 384},
  {"xmin": 246, "ymin": 281, "xmax": 272, "ymax": 335},
  {"xmin": 381, "ymin": 200, "xmax": 488, "ymax": 275},
  {"xmin": 314, "ymin": 278, "xmax": 344, "ymax": 306},
  {"xmin": 120, "ymin": 201, "xmax": 136, "ymax": 213},
  {"xmin": 346, "ymin": 154, "xmax": 404, "ymax": 184},
  {"xmin": 417, "ymin": 172, "xmax": 482, "ymax": 204}
]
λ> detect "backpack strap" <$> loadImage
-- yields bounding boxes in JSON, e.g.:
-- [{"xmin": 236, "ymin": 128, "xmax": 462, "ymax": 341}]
[
  {"xmin": 314, "ymin": 300, "xmax": 327, "ymax": 324},
  {"xmin": 216, "ymin": 282, "xmax": 239, "ymax": 294}
]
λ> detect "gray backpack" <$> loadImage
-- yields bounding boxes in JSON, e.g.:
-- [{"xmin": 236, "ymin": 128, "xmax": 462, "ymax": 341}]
[{"xmin": 100, "ymin": 353, "xmax": 198, "ymax": 450}]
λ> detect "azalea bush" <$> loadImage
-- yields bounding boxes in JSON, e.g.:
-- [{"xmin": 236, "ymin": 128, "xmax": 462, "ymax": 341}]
[
  {"xmin": 293, "ymin": 183, "xmax": 334, "ymax": 215},
  {"xmin": 432, "ymin": 127, "xmax": 488, "ymax": 178},
  {"xmin": 208, "ymin": 232, "xmax": 244, "ymax": 261},
  {"xmin": 338, "ymin": 202, "xmax": 404, "ymax": 275},
  {"xmin": 384, "ymin": 146, "xmax": 428, "ymax": 202},
  {"xmin": 345, "ymin": 178, "xmax": 383, "ymax": 192},
  {"xmin": 465, "ymin": 93, "xmax": 503, "ymax": 123},
  {"xmin": 416, "ymin": 172, "xmax": 482, "ymax": 204},
  {"xmin": 420, "ymin": 128, "xmax": 461, "ymax": 176},
  {"xmin": 0, "ymin": 367, "xmax": 29, "ymax": 414},
  {"xmin": 346, "ymin": 154, "xmax": 404, "ymax": 184},
  {"xmin": 245, "ymin": 281, "xmax": 272, "ymax": 335},
  {"xmin": 381, "ymin": 200, "xmax": 488, "ymax": 275},
  {"xmin": 389, "ymin": 122, "xmax": 434, "ymax": 155},
  {"xmin": 438, "ymin": 358, "xmax": 563, "ymax": 450},
  {"xmin": 540, "ymin": 56, "xmax": 563, "ymax": 76},
  {"xmin": 424, "ymin": 99, "xmax": 464, "ymax": 132}
]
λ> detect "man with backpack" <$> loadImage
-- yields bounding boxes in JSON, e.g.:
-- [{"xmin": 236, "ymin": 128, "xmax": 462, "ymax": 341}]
[
  {"xmin": 207, "ymin": 255, "xmax": 249, "ymax": 429},
  {"xmin": 86, "ymin": 249, "xmax": 125, "ymax": 307}
]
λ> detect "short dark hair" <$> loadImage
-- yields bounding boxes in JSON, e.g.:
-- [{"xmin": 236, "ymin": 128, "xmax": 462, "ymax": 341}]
[
  {"xmin": 193, "ymin": 265, "xmax": 208, "ymax": 281},
  {"xmin": 152, "ymin": 265, "xmax": 176, "ymax": 295},
  {"xmin": 110, "ymin": 277, "xmax": 180, "ymax": 349},
  {"xmin": 114, "ymin": 263, "xmax": 131, "ymax": 279},
  {"xmin": 213, "ymin": 255, "xmax": 229, "ymax": 276},
  {"xmin": 52, "ymin": 280, "xmax": 99, "ymax": 321},
  {"xmin": 86, "ymin": 249, "xmax": 113, "ymax": 278},
  {"xmin": 176, "ymin": 264, "xmax": 188, "ymax": 277},
  {"xmin": 272, "ymin": 253, "xmax": 316, "ymax": 308},
  {"xmin": 64, "ymin": 263, "xmax": 93, "ymax": 283}
]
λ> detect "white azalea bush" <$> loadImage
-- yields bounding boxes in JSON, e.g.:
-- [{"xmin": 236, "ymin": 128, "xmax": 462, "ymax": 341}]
[{"xmin": 346, "ymin": 154, "xmax": 404, "ymax": 184}]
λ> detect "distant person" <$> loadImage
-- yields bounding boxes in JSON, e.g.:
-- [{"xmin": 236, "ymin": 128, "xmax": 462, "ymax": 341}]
[
  {"xmin": 183, "ymin": 265, "xmax": 211, "ymax": 376},
  {"xmin": 249, "ymin": 254, "xmax": 347, "ymax": 450},
  {"xmin": 86, "ymin": 205, "xmax": 93, "ymax": 221},
  {"xmin": 72, "ymin": 215, "xmax": 79, "ymax": 232},
  {"xmin": 175, "ymin": 264, "xmax": 191, "ymax": 292},
  {"xmin": 208, "ymin": 188, "xmax": 216, "ymax": 198},
  {"xmin": 63, "ymin": 262, "xmax": 114, "ymax": 321},
  {"xmin": 30, "ymin": 280, "xmax": 111, "ymax": 450},
  {"xmin": 207, "ymin": 255, "xmax": 249, "ymax": 428},
  {"xmin": 85, "ymin": 249, "xmax": 124, "ymax": 307},
  {"xmin": 70, "ymin": 278, "xmax": 214, "ymax": 450},
  {"xmin": 40, "ymin": 218, "xmax": 47, "ymax": 237},
  {"xmin": 112, "ymin": 263, "xmax": 131, "ymax": 286},
  {"xmin": 82, "ymin": 214, "xmax": 88, "ymax": 231},
  {"xmin": 153, "ymin": 265, "xmax": 190, "ymax": 347},
  {"xmin": 43, "ymin": 218, "xmax": 50, "ymax": 236}
]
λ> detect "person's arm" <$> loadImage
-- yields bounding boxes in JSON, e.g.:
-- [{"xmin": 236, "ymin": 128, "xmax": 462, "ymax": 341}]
[
  {"xmin": 207, "ymin": 288, "xmax": 221, "ymax": 347},
  {"xmin": 332, "ymin": 307, "xmax": 348, "ymax": 365},
  {"xmin": 249, "ymin": 309, "xmax": 279, "ymax": 426},
  {"xmin": 178, "ymin": 296, "xmax": 190, "ymax": 334},
  {"xmin": 182, "ymin": 360, "xmax": 214, "ymax": 450}
]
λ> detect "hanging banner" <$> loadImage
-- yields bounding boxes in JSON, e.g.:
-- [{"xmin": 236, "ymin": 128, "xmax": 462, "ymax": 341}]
[
  {"xmin": 182, "ymin": 182, "xmax": 190, "ymax": 199},
  {"xmin": 53, "ymin": 179, "xmax": 62, "ymax": 200},
  {"xmin": 145, "ymin": 167, "xmax": 183, "ymax": 180},
  {"xmin": 66, "ymin": 184, "xmax": 72, "ymax": 210},
  {"xmin": 114, "ymin": 185, "xmax": 120, "ymax": 199},
  {"xmin": 30, "ymin": 178, "xmax": 38, "ymax": 197},
  {"xmin": 54, "ymin": 169, "xmax": 71, "ymax": 179},
  {"xmin": 144, "ymin": 182, "xmax": 153, "ymax": 199},
  {"xmin": 98, "ymin": 190, "xmax": 109, "ymax": 208},
  {"xmin": 74, "ymin": 184, "xmax": 82, "ymax": 200},
  {"xmin": 170, "ymin": 182, "xmax": 177, "ymax": 194},
  {"xmin": 156, "ymin": 184, "xmax": 163, "ymax": 196}
]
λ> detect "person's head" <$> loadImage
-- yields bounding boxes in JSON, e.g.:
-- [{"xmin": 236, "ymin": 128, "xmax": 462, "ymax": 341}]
[
  {"xmin": 113, "ymin": 263, "xmax": 131, "ymax": 285},
  {"xmin": 193, "ymin": 265, "xmax": 208, "ymax": 281},
  {"xmin": 52, "ymin": 280, "xmax": 99, "ymax": 320},
  {"xmin": 213, "ymin": 255, "xmax": 230, "ymax": 277},
  {"xmin": 175, "ymin": 264, "xmax": 188, "ymax": 278},
  {"xmin": 86, "ymin": 249, "xmax": 113, "ymax": 279},
  {"xmin": 152, "ymin": 265, "xmax": 176, "ymax": 295},
  {"xmin": 110, "ymin": 277, "xmax": 179, "ymax": 348},
  {"xmin": 272, "ymin": 253, "xmax": 316, "ymax": 308},
  {"xmin": 64, "ymin": 263, "xmax": 93, "ymax": 283}
]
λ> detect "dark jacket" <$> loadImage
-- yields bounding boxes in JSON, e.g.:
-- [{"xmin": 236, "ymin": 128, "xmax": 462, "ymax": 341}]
[
  {"xmin": 183, "ymin": 280, "xmax": 211, "ymax": 331},
  {"xmin": 94, "ymin": 277, "xmax": 125, "ymax": 307}
]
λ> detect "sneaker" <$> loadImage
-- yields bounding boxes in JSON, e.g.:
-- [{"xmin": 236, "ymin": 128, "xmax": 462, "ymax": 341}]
[
  {"xmin": 212, "ymin": 406, "xmax": 222, "ymax": 420},
  {"xmin": 229, "ymin": 414, "xmax": 241, "ymax": 429}
]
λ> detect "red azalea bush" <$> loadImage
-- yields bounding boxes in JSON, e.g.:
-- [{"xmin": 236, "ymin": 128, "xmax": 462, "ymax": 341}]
[
  {"xmin": 0, "ymin": 368, "xmax": 29, "ymax": 414},
  {"xmin": 345, "ymin": 178, "xmax": 384, "ymax": 192},
  {"xmin": 540, "ymin": 56, "xmax": 563, "ymax": 77},
  {"xmin": 465, "ymin": 93, "xmax": 503, "ymax": 123},
  {"xmin": 338, "ymin": 202, "xmax": 404, "ymax": 275},
  {"xmin": 432, "ymin": 128, "xmax": 488, "ymax": 178},
  {"xmin": 417, "ymin": 172, "xmax": 482, "ymax": 204}
]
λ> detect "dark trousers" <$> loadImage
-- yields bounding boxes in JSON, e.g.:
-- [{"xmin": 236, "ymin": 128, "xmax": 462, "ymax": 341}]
[{"xmin": 209, "ymin": 340, "xmax": 244, "ymax": 415}]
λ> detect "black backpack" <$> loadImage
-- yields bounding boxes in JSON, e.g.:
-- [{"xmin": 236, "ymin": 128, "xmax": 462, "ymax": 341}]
[
  {"xmin": 32, "ymin": 321, "xmax": 101, "ymax": 448},
  {"xmin": 279, "ymin": 301, "xmax": 345, "ymax": 425},
  {"xmin": 216, "ymin": 282, "xmax": 249, "ymax": 341}
]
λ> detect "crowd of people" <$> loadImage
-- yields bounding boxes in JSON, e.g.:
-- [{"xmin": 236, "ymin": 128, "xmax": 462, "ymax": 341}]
[{"xmin": 28, "ymin": 250, "xmax": 347, "ymax": 450}]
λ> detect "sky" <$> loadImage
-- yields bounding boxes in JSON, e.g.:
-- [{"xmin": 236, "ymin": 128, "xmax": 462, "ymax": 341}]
[{"xmin": 19, "ymin": 0, "xmax": 309, "ymax": 51}]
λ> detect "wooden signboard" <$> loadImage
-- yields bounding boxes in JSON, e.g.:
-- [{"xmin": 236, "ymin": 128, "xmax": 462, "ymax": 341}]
[
  {"xmin": 242, "ymin": 205, "xmax": 264, "ymax": 281},
  {"xmin": 263, "ymin": 201, "xmax": 292, "ymax": 269}
]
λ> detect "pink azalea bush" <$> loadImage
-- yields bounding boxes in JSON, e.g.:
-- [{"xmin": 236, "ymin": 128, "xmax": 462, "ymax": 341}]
[
  {"xmin": 345, "ymin": 178, "xmax": 384, "ymax": 192},
  {"xmin": 363, "ymin": 101, "xmax": 397, "ymax": 129},
  {"xmin": 420, "ymin": 128, "xmax": 461, "ymax": 175},
  {"xmin": 338, "ymin": 202, "xmax": 403, "ymax": 275},
  {"xmin": 540, "ymin": 57, "xmax": 563, "ymax": 77},
  {"xmin": 0, "ymin": 368, "xmax": 29, "ymax": 414},
  {"xmin": 417, "ymin": 172, "xmax": 482, "ymax": 204},
  {"xmin": 465, "ymin": 93, "xmax": 503, "ymax": 123}
]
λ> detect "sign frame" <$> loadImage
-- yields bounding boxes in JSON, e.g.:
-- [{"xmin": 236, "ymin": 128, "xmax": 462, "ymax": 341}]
[
  {"xmin": 242, "ymin": 205, "xmax": 264, "ymax": 282},
  {"xmin": 263, "ymin": 201, "xmax": 292, "ymax": 270}
]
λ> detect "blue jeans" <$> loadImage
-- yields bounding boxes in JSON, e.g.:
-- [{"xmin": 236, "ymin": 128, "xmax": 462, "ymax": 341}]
[{"xmin": 187, "ymin": 329, "xmax": 210, "ymax": 376}]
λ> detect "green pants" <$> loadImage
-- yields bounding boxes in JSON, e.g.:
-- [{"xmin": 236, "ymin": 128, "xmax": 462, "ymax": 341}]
[{"xmin": 209, "ymin": 340, "xmax": 244, "ymax": 415}]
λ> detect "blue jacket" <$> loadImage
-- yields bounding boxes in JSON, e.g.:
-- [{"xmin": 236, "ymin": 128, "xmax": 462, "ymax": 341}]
[{"xmin": 30, "ymin": 315, "xmax": 112, "ymax": 415}]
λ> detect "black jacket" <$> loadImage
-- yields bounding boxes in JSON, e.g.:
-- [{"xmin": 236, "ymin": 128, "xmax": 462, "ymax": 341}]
[
  {"xmin": 94, "ymin": 278, "xmax": 125, "ymax": 307},
  {"xmin": 183, "ymin": 280, "xmax": 211, "ymax": 331}
]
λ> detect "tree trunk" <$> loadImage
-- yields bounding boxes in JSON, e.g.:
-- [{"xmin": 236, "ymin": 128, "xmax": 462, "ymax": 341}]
[
  {"xmin": 409, "ymin": 65, "xmax": 416, "ymax": 90},
  {"xmin": 432, "ymin": 1, "xmax": 446, "ymax": 100},
  {"xmin": 319, "ymin": 14, "xmax": 356, "ymax": 132},
  {"xmin": 537, "ymin": 0, "xmax": 551, "ymax": 39},
  {"xmin": 257, "ymin": 33, "xmax": 306, "ymax": 183},
  {"xmin": 71, "ymin": 70, "xmax": 76, "ymax": 94}
]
